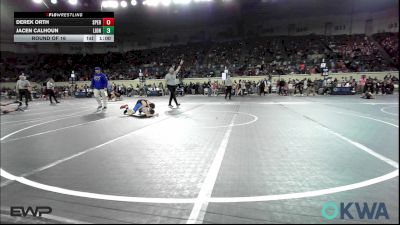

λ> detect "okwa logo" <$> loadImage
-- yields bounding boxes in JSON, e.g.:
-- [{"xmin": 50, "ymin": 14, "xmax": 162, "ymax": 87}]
[{"xmin": 321, "ymin": 202, "xmax": 389, "ymax": 220}]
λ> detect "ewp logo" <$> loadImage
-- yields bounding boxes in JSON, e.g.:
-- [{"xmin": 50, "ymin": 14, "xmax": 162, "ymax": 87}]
[
  {"xmin": 10, "ymin": 206, "xmax": 52, "ymax": 217},
  {"xmin": 321, "ymin": 202, "xmax": 389, "ymax": 220}
]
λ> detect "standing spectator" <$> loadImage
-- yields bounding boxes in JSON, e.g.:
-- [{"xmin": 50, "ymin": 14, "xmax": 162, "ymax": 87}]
[
  {"xmin": 27, "ymin": 83, "xmax": 33, "ymax": 102},
  {"xmin": 276, "ymin": 79, "xmax": 280, "ymax": 94},
  {"xmin": 283, "ymin": 80, "xmax": 288, "ymax": 96},
  {"xmin": 303, "ymin": 79, "xmax": 308, "ymax": 95},
  {"xmin": 107, "ymin": 82, "xmax": 113, "ymax": 100},
  {"xmin": 237, "ymin": 80, "xmax": 243, "ymax": 96},
  {"xmin": 278, "ymin": 79, "xmax": 286, "ymax": 95},
  {"xmin": 46, "ymin": 78, "xmax": 60, "ymax": 104},
  {"xmin": 212, "ymin": 82, "xmax": 219, "ymax": 96},
  {"xmin": 259, "ymin": 79, "xmax": 267, "ymax": 96},
  {"xmin": 16, "ymin": 74, "xmax": 31, "ymax": 108},
  {"xmin": 240, "ymin": 79, "xmax": 246, "ymax": 96},
  {"xmin": 307, "ymin": 78, "xmax": 316, "ymax": 96},
  {"xmin": 359, "ymin": 75, "xmax": 367, "ymax": 94},
  {"xmin": 231, "ymin": 81, "xmax": 237, "ymax": 96},
  {"xmin": 267, "ymin": 79, "xmax": 272, "ymax": 94},
  {"xmin": 224, "ymin": 75, "xmax": 233, "ymax": 100},
  {"xmin": 91, "ymin": 67, "xmax": 109, "ymax": 110},
  {"xmin": 288, "ymin": 80, "xmax": 294, "ymax": 96},
  {"xmin": 189, "ymin": 82, "xmax": 197, "ymax": 96},
  {"xmin": 294, "ymin": 79, "xmax": 304, "ymax": 96}
]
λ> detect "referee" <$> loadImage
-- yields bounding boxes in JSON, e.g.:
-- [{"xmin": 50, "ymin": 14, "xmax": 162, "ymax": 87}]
[
  {"xmin": 16, "ymin": 74, "xmax": 30, "ymax": 108},
  {"xmin": 165, "ymin": 59, "xmax": 183, "ymax": 108}
]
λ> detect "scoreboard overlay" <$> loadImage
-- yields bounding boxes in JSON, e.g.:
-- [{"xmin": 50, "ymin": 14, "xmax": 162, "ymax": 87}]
[{"xmin": 14, "ymin": 12, "xmax": 114, "ymax": 43}]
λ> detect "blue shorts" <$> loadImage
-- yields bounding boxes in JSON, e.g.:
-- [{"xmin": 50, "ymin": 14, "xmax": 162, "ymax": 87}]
[{"xmin": 133, "ymin": 102, "xmax": 142, "ymax": 113}]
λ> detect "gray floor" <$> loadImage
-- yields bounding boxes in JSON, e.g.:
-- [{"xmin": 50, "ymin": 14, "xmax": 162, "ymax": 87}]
[{"xmin": 0, "ymin": 94, "xmax": 399, "ymax": 224}]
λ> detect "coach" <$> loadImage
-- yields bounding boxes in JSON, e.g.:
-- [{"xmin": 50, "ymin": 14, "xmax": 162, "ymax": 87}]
[{"xmin": 91, "ymin": 67, "xmax": 108, "ymax": 110}]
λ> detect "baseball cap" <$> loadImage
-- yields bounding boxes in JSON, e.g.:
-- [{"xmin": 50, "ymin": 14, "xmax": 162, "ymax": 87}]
[{"xmin": 95, "ymin": 67, "xmax": 101, "ymax": 70}]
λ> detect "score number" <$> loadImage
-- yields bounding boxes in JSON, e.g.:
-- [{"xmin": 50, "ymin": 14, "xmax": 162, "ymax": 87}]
[
  {"xmin": 102, "ymin": 18, "xmax": 114, "ymax": 26},
  {"xmin": 103, "ymin": 26, "xmax": 114, "ymax": 34},
  {"xmin": 102, "ymin": 18, "xmax": 114, "ymax": 34}
]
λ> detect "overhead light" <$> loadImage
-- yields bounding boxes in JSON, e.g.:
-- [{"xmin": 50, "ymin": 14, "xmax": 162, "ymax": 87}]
[
  {"xmin": 173, "ymin": 0, "xmax": 191, "ymax": 4},
  {"xmin": 101, "ymin": 1, "xmax": 109, "ymax": 7},
  {"xmin": 102, "ymin": 0, "xmax": 119, "ymax": 8},
  {"xmin": 143, "ymin": 0, "xmax": 160, "ymax": 7},
  {"xmin": 68, "ymin": 0, "xmax": 78, "ymax": 5},
  {"xmin": 32, "ymin": 0, "xmax": 43, "ymax": 4},
  {"xmin": 109, "ymin": 0, "xmax": 119, "ymax": 8},
  {"xmin": 194, "ymin": 0, "xmax": 212, "ymax": 2},
  {"xmin": 51, "ymin": 0, "xmax": 57, "ymax": 4},
  {"xmin": 121, "ymin": 0, "xmax": 128, "ymax": 7},
  {"xmin": 161, "ymin": 0, "xmax": 171, "ymax": 6},
  {"xmin": 131, "ymin": 0, "xmax": 137, "ymax": 6}
]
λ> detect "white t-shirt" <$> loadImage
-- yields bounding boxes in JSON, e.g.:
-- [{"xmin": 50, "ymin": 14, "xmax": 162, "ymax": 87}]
[
  {"xmin": 16, "ymin": 79, "xmax": 30, "ymax": 90},
  {"xmin": 225, "ymin": 78, "xmax": 233, "ymax": 87},
  {"xmin": 47, "ymin": 81, "xmax": 55, "ymax": 90},
  {"xmin": 241, "ymin": 81, "xmax": 246, "ymax": 89},
  {"xmin": 165, "ymin": 73, "xmax": 176, "ymax": 86}
]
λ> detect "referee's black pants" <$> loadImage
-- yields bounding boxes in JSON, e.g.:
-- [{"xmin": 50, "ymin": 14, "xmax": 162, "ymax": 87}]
[
  {"xmin": 168, "ymin": 85, "xmax": 179, "ymax": 106},
  {"xmin": 47, "ymin": 89, "xmax": 59, "ymax": 103},
  {"xmin": 225, "ymin": 86, "xmax": 232, "ymax": 99},
  {"xmin": 18, "ymin": 89, "xmax": 29, "ymax": 106}
]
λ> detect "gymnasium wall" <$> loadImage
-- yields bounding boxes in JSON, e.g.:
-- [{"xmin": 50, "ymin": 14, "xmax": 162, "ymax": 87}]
[{"xmin": 1, "ymin": 71, "xmax": 398, "ymax": 89}]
